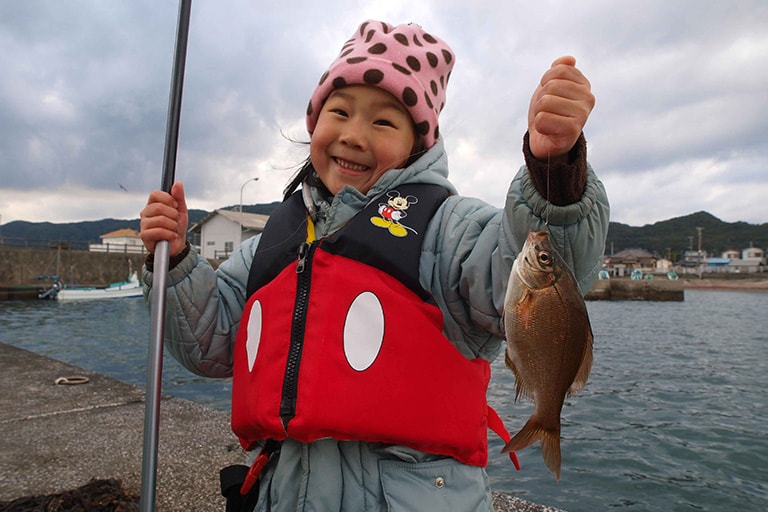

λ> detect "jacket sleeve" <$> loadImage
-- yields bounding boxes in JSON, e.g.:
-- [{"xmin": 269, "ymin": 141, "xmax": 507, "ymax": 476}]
[
  {"xmin": 141, "ymin": 235, "xmax": 261, "ymax": 378},
  {"xmin": 420, "ymin": 163, "xmax": 609, "ymax": 362}
]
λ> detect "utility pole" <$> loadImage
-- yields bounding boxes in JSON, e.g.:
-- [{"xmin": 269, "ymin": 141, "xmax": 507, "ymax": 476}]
[{"xmin": 696, "ymin": 227, "xmax": 703, "ymax": 278}]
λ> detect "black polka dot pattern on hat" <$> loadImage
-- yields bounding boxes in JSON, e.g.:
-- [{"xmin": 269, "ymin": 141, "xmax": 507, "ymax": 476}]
[
  {"xmin": 364, "ymin": 69, "xmax": 384, "ymax": 85},
  {"xmin": 402, "ymin": 87, "xmax": 418, "ymax": 107}
]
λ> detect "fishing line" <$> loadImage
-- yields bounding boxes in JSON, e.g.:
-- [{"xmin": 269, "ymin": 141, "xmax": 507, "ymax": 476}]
[{"xmin": 545, "ymin": 139, "xmax": 551, "ymax": 226}]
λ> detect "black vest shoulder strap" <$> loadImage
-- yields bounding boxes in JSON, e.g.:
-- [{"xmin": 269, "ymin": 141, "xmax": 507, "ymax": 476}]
[{"xmin": 245, "ymin": 192, "xmax": 307, "ymax": 297}]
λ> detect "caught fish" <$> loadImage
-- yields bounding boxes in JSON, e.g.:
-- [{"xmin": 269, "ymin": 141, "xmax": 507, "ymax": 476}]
[{"xmin": 502, "ymin": 231, "xmax": 593, "ymax": 481}]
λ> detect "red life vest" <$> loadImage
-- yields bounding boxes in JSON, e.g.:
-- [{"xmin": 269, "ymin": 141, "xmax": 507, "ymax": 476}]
[{"xmin": 231, "ymin": 185, "xmax": 511, "ymax": 467}]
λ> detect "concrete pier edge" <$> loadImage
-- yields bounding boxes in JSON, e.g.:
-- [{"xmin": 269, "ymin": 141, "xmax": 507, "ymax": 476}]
[{"xmin": 0, "ymin": 342, "xmax": 563, "ymax": 511}]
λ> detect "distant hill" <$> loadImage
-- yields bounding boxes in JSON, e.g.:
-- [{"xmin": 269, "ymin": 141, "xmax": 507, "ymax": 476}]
[
  {"xmin": 1, "ymin": 207, "xmax": 765, "ymax": 257},
  {"xmin": 1, "ymin": 209, "xmax": 206, "ymax": 246},
  {"xmin": 605, "ymin": 211, "xmax": 768, "ymax": 259},
  {"xmin": 0, "ymin": 202, "xmax": 279, "ymax": 248}
]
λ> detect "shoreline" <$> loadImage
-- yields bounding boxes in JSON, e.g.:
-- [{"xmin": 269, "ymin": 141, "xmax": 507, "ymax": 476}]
[
  {"xmin": 681, "ymin": 277, "xmax": 768, "ymax": 291},
  {"xmin": 586, "ymin": 275, "xmax": 768, "ymax": 301}
]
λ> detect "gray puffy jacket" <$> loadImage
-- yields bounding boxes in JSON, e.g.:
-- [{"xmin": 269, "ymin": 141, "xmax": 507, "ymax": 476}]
[{"xmin": 143, "ymin": 138, "xmax": 609, "ymax": 511}]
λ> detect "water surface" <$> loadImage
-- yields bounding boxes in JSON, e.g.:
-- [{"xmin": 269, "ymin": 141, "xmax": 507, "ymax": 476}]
[{"xmin": 2, "ymin": 290, "xmax": 766, "ymax": 511}]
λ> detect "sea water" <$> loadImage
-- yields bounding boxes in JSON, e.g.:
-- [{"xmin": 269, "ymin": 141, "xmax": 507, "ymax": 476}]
[{"xmin": 1, "ymin": 289, "xmax": 766, "ymax": 511}]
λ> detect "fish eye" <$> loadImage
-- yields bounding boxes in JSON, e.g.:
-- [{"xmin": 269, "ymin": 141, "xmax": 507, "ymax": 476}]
[{"xmin": 538, "ymin": 251, "xmax": 551, "ymax": 264}]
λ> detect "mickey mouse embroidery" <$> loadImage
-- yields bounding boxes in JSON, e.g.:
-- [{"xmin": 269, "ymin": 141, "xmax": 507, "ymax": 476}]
[{"xmin": 370, "ymin": 190, "xmax": 418, "ymax": 237}]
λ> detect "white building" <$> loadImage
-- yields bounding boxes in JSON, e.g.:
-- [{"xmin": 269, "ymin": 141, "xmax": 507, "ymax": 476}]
[
  {"xmin": 725, "ymin": 245, "xmax": 766, "ymax": 273},
  {"xmin": 190, "ymin": 209, "xmax": 269, "ymax": 260},
  {"xmin": 89, "ymin": 228, "xmax": 145, "ymax": 254}
]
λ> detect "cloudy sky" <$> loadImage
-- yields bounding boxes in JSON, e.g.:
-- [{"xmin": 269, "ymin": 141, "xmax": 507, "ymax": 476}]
[{"xmin": 1, "ymin": 0, "xmax": 766, "ymax": 227}]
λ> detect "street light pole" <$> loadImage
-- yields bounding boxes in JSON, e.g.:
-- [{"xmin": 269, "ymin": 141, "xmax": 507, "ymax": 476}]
[{"xmin": 239, "ymin": 177, "xmax": 259, "ymax": 244}]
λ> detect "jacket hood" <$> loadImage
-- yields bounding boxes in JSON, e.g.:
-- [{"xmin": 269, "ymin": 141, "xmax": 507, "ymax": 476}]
[{"xmin": 370, "ymin": 138, "xmax": 457, "ymax": 196}]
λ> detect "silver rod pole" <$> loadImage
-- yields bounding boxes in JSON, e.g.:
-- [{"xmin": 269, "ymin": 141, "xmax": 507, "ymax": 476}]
[{"xmin": 140, "ymin": 1, "xmax": 192, "ymax": 510}]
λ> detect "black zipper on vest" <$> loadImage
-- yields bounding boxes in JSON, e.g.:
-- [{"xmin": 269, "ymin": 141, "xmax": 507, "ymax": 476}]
[{"xmin": 280, "ymin": 241, "xmax": 317, "ymax": 430}]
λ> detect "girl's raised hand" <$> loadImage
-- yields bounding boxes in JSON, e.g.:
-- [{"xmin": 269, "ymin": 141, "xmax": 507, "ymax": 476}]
[{"xmin": 527, "ymin": 56, "xmax": 595, "ymax": 161}]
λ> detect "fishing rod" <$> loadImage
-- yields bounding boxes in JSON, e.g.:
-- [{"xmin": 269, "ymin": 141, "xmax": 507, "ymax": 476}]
[{"xmin": 139, "ymin": 1, "xmax": 192, "ymax": 510}]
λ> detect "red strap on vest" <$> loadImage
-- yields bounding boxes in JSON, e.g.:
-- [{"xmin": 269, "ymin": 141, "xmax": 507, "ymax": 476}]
[
  {"xmin": 240, "ymin": 444, "xmax": 272, "ymax": 495},
  {"xmin": 487, "ymin": 406, "xmax": 521, "ymax": 471}
]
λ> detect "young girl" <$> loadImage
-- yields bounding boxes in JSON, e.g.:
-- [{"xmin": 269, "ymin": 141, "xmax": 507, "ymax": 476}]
[{"xmin": 140, "ymin": 20, "xmax": 609, "ymax": 512}]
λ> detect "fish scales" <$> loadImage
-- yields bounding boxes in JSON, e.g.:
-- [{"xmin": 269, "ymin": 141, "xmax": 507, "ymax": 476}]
[{"xmin": 502, "ymin": 231, "xmax": 593, "ymax": 481}]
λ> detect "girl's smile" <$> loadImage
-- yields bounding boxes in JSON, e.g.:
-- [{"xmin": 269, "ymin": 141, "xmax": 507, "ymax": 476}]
[{"xmin": 333, "ymin": 157, "xmax": 369, "ymax": 172}]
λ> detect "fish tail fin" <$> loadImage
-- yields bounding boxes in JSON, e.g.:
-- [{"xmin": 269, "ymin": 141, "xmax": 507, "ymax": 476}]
[
  {"xmin": 540, "ymin": 429, "xmax": 562, "ymax": 481},
  {"xmin": 502, "ymin": 416, "xmax": 562, "ymax": 481},
  {"xmin": 502, "ymin": 415, "xmax": 545, "ymax": 453}
]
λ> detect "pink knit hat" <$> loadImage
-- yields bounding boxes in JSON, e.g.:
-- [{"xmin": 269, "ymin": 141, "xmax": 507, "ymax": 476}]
[{"xmin": 306, "ymin": 20, "xmax": 455, "ymax": 150}]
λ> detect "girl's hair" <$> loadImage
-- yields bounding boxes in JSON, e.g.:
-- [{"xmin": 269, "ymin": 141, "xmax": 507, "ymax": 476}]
[{"xmin": 283, "ymin": 157, "xmax": 323, "ymax": 201}]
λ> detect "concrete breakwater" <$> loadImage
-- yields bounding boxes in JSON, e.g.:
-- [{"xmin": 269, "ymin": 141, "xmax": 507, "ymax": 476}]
[
  {"xmin": 0, "ymin": 247, "xmax": 149, "ymax": 300},
  {"xmin": 585, "ymin": 274, "xmax": 768, "ymax": 301},
  {"xmin": 0, "ymin": 247, "xmax": 147, "ymax": 287},
  {"xmin": 586, "ymin": 278, "xmax": 685, "ymax": 301}
]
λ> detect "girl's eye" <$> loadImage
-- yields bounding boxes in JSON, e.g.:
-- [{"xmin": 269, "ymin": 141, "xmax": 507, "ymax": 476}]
[
  {"xmin": 374, "ymin": 119, "xmax": 395, "ymax": 127},
  {"xmin": 330, "ymin": 108, "xmax": 348, "ymax": 117}
]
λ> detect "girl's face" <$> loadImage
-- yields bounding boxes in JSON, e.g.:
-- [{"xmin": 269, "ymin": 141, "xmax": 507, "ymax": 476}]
[{"xmin": 310, "ymin": 85, "xmax": 417, "ymax": 196}]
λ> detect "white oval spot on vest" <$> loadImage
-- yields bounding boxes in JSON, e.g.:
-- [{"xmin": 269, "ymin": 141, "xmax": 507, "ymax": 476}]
[
  {"xmin": 246, "ymin": 300, "xmax": 263, "ymax": 372},
  {"xmin": 343, "ymin": 291, "xmax": 384, "ymax": 371}
]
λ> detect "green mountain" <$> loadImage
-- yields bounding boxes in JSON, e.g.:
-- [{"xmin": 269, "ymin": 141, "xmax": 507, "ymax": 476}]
[
  {"xmin": 1, "ymin": 210, "xmax": 206, "ymax": 247},
  {"xmin": 605, "ymin": 211, "xmax": 768, "ymax": 259},
  {"xmin": 1, "ymin": 208, "xmax": 765, "ymax": 258}
]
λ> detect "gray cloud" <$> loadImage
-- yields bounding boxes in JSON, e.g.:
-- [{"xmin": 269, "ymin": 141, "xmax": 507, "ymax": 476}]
[{"xmin": 0, "ymin": 0, "xmax": 766, "ymax": 227}]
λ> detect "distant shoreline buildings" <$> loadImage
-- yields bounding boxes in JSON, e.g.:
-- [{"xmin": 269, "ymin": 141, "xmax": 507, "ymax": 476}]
[{"xmin": 603, "ymin": 245, "xmax": 766, "ymax": 277}]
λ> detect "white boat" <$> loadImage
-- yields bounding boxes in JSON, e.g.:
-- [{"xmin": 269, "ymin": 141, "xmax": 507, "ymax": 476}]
[{"xmin": 53, "ymin": 271, "xmax": 142, "ymax": 301}]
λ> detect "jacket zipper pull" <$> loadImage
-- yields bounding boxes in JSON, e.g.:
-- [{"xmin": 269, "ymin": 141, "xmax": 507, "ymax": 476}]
[{"xmin": 296, "ymin": 242, "xmax": 310, "ymax": 273}]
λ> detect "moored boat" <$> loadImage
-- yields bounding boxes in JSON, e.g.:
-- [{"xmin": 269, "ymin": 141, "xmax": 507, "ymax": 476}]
[{"xmin": 40, "ymin": 271, "xmax": 142, "ymax": 301}]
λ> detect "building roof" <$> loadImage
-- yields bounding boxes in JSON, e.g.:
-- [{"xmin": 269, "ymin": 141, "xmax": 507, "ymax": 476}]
[
  {"xmin": 606, "ymin": 248, "xmax": 656, "ymax": 265},
  {"xmin": 100, "ymin": 228, "xmax": 140, "ymax": 239},
  {"xmin": 610, "ymin": 248, "xmax": 655, "ymax": 259},
  {"xmin": 189, "ymin": 209, "xmax": 269, "ymax": 233}
]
